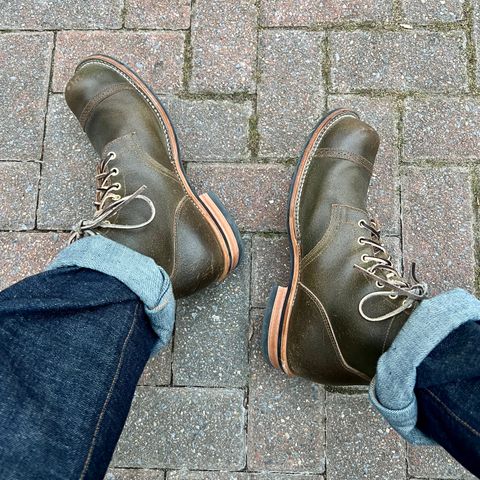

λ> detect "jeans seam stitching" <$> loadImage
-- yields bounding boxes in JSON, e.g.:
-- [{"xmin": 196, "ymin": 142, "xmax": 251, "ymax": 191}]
[
  {"xmin": 425, "ymin": 388, "xmax": 480, "ymax": 438},
  {"xmin": 79, "ymin": 301, "xmax": 142, "ymax": 479}
]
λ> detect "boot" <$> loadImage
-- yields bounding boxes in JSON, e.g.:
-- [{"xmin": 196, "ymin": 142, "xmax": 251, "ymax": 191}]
[
  {"xmin": 262, "ymin": 109, "xmax": 428, "ymax": 385},
  {"xmin": 65, "ymin": 55, "xmax": 243, "ymax": 298}
]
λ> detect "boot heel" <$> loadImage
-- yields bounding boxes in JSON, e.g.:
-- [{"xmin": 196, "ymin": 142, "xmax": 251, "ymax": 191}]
[
  {"xmin": 200, "ymin": 192, "xmax": 243, "ymax": 274},
  {"xmin": 262, "ymin": 285, "xmax": 288, "ymax": 370}
]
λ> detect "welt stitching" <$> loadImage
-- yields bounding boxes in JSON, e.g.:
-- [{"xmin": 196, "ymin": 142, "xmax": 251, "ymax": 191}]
[
  {"xmin": 424, "ymin": 388, "xmax": 480, "ymax": 438},
  {"xmin": 79, "ymin": 302, "xmax": 142, "ymax": 479}
]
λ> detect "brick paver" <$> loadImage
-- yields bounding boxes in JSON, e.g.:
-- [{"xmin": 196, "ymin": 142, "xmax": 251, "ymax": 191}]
[
  {"xmin": 113, "ymin": 387, "xmax": 246, "ymax": 470},
  {"xmin": 190, "ymin": 0, "xmax": 257, "ymax": 93},
  {"xmin": 1, "ymin": 2, "xmax": 478, "ymax": 479},
  {"xmin": 402, "ymin": 167, "xmax": 475, "ymax": 294},
  {"xmin": 0, "ymin": 162, "xmax": 40, "ymax": 230},
  {"xmin": 162, "ymin": 98, "xmax": 253, "ymax": 162},
  {"xmin": 330, "ymin": 31, "xmax": 467, "ymax": 93},
  {"xmin": 125, "ymin": 0, "xmax": 191, "ymax": 30},
  {"xmin": 53, "ymin": 31, "xmax": 185, "ymax": 93},
  {"xmin": 257, "ymin": 30, "xmax": 324, "ymax": 158},
  {"xmin": 0, "ymin": 33, "xmax": 53, "ymax": 161}
]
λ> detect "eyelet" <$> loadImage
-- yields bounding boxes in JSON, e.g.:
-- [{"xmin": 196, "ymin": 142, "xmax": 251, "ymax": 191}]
[
  {"xmin": 376, "ymin": 281, "xmax": 384, "ymax": 289},
  {"xmin": 357, "ymin": 237, "xmax": 365, "ymax": 246},
  {"xmin": 112, "ymin": 182, "xmax": 122, "ymax": 191},
  {"xmin": 358, "ymin": 219, "xmax": 366, "ymax": 228},
  {"xmin": 389, "ymin": 293, "xmax": 399, "ymax": 300},
  {"xmin": 111, "ymin": 168, "xmax": 119, "ymax": 176},
  {"xmin": 107, "ymin": 151, "xmax": 117, "ymax": 160},
  {"xmin": 361, "ymin": 254, "xmax": 368, "ymax": 263},
  {"xmin": 113, "ymin": 194, "xmax": 122, "ymax": 201}
]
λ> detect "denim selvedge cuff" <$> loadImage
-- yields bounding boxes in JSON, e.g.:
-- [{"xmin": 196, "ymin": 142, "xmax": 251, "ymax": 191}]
[
  {"xmin": 369, "ymin": 288, "xmax": 480, "ymax": 445},
  {"xmin": 46, "ymin": 236, "xmax": 175, "ymax": 355}
]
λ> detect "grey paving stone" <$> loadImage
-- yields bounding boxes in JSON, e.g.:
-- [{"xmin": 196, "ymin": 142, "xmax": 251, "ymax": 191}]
[
  {"xmin": 0, "ymin": 232, "xmax": 68, "ymax": 291},
  {"xmin": 0, "ymin": 33, "xmax": 53, "ymax": 162},
  {"xmin": 37, "ymin": 95, "xmax": 96, "ymax": 230},
  {"xmin": 0, "ymin": 162, "xmax": 40, "ymax": 230},
  {"xmin": 173, "ymin": 237, "xmax": 250, "ymax": 388},
  {"xmin": 167, "ymin": 472, "xmax": 246, "ymax": 480},
  {"xmin": 162, "ymin": 98, "xmax": 253, "ymax": 162},
  {"xmin": 106, "ymin": 469, "xmax": 164, "ymax": 480},
  {"xmin": 258, "ymin": 31, "xmax": 324, "ymax": 158},
  {"xmin": 408, "ymin": 445, "xmax": 476, "ymax": 479},
  {"xmin": 250, "ymin": 475, "xmax": 323, "ymax": 480},
  {"xmin": 248, "ymin": 310, "xmax": 325, "ymax": 473},
  {"xmin": 113, "ymin": 387, "xmax": 246, "ymax": 470},
  {"xmin": 328, "ymin": 95, "xmax": 400, "ymax": 234},
  {"xmin": 404, "ymin": 97, "xmax": 480, "ymax": 161},
  {"xmin": 402, "ymin": 0, "xmax": 464, "ymax": 23},
  {"xmin": 125, "ymin": 0, "xmax": 191, "ymax": 29},
  {"xmin": 260, "ymin": 0, "xmax": 392, "ymax": 25},
  {"xmin": 138, "ymin": 344, "xmax": 172, "ymax": 386},
  {"xmin": 187, "ymin": 163, "xmax": 293, "ymax": 232},
  {"xmin": 190, "ymin": 0, "xmax": 257, "ymax": 93},
  {"xmin": 402, "ymin": 167, "xmax": 475, "ymax": 295},
  {"xmin": 0, "ymin": 0, "xmax": 123, "ymax": 29},
  {"xmin": 330, "ymin": 31, "xmax": 467, "ymax": 93},
  {"xmin": 53, "ymin": 31, "xmax": 185, "ymax": 93},
  {"xmin": 251, "ymin": 234, "xmax": 290, "ymax": 308},
  {"xmin": 326, "ymin": 393, "xmax": 406, "ymax": 480}
]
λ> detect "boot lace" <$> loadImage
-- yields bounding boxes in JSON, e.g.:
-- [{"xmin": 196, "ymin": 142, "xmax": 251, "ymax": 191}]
[
  {"xmin": 68, "ymin": 151, "xmax": 155, "ymax": 244},
  {"xmin": 353, "ymin": 218, "xmax": 428, "ymax": 322}
]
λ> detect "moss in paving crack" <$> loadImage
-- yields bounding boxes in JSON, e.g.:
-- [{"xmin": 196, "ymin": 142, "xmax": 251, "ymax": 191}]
[
  {"xmin": 182, "ymin": 30, "xmax": 193, "ymax": 92},
  {"xmin": 464, "ymin": 0, "xmax": 478, "ymax": 93},
  {"xmin": 248, "ymin": 113, "xmax": 260, "ymax": 158}
]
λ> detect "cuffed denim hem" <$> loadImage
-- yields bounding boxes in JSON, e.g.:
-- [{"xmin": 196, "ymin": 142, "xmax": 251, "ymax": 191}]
[
  {"xmin": 46, "ymin": 236, "xmax": 175, "ymax": 355},
  {"xmin": 369, "ymin": 288, "xmax": 480, "ymax": 445}
]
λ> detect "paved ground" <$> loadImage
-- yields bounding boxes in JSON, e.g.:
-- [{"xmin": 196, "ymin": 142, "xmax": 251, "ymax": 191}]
[{"xmin": 0, "ymin": 0, "xmax": 479, "ymax": 478}]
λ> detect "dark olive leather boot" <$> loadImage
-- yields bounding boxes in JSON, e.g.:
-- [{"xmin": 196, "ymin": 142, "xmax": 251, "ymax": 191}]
[
  {"xmin": 65, "ymin": 55, "xmax": 243, "ymax": 298},
  {"xmin": 262, "ymin": 109, "xmax": 428, "ymax": 385}
]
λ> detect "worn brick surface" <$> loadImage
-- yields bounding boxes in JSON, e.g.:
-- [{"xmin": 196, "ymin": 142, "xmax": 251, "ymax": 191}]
[
  {"xmin": 125, "ymin": 0, "xmax": 191, "ymax": 30},
  {"xmin": 0, "ymin": 232, "xmax": 68, "ymax": 291},
  {"xmin": 188, "ymin": 164, "xmax": 293, "ymax": 232},
  {"xmin": 37, "ymin": 95, "xmax": 96, "ymax": 230},
  {"xmin": 53, "ymin": 31, "xmax": 185, "ymax": 93},
  {"xmin": 106, "ymin": 469, "xmax": 165, "ymax": 480},
  {"xmin": 138, "ymin": 345, "xmax": 172, "ymax": 386},
  {"xmin": 260, "ymin": 0, "xmax": 392, "ymax": 26},
  {"xmin": 328, "ymin": 95, "xmax": 400, "ymax": 233},
  {"xmin": 330, "ymin": 31, "xmax": 467, "ymax": 93},
  {"xmin": 113, "ymin": 387, "xmax": 246, "ymax": 470},
  {"xmin": 0, "ymin": 162, "xmax": 40, "ymax": 230},
  {"xmin": 248, "ymin": 310, "xmax": 325, "ymax": 473},
  {"xmin": 402, "ymin": 168, "xmax": 475, "ymax": 295},
  {"xmin": 408, "ymin": 445, "xmax": 476, "ymax": 479},
  {"xmin": 251, "ymin": 234, "xmax": 290, "ymax": 308},
  {"xmin": 167, "ymin": 473, "xmax": 246, "ymax": 480},
  {"xmin": 0, "ymin": 33, "xmax": 53, "ymax": 162},
  {"xmin": 190, "ymin": 0, "xmax": 257, "ymax": 93},
  {"xmin": 162, "ymin": 98, "xmax": 252, "ymax": 162},
  {"xmin": 173, "ymin": 237, "xmax": 251, "ymax": 388},
  {"xmin": 402, "ymin": 0, "xmax": 464, "ymax": 23},
  {"xmin": 326, "ymin": 393, "xmax": 406, "ymax": 480},
  {"xmin": 0, "ymin": 0, "xmax": 123, "ymax": 29},
  {"xmin": 404, "ymin": 97, "xmax": 480, "ymax": 161},
  {"xmin": 258, "ymin": 31, "xmax": 324, "ymax": 158}
]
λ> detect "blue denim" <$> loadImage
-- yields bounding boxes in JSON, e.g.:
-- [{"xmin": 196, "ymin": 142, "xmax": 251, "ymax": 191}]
[
  {"xmin": 369, "ymin": 288, "xmax": 480, "ymax": 444},
  {"xmin": 415, "ymin": 320, "xmax": 480, "ymax": 478},
  {"xmin": 47, "ymin": 236, "xmax": 175, "ymax": 354},
  {"xmin": 0, "ymin": 266, "xmax": 156, "ymax": 479}
]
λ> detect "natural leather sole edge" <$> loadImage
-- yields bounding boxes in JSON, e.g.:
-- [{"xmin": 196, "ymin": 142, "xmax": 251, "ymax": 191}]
[{"xmin": 76, "ymin": 54, "xmax": 241, "ymax": 280}]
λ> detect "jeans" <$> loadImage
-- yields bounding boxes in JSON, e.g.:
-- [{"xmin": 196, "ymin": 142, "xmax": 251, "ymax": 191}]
[
  {"xmin": 0, "ymin": 266, "xmax": 155, "ymax": 479},
  {"xmin": 416, "ymin": 320, "xmax": 480, "ymax": 478}
]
